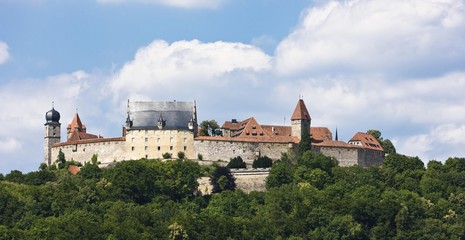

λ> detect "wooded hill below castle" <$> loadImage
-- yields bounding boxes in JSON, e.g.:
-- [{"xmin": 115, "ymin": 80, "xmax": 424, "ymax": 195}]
[{"xmin": 1, "ymin": 150, "xmax": 465, "ymax": 239}]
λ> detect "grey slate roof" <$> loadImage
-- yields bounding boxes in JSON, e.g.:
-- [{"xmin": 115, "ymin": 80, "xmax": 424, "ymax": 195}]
[{"xmin": 126, "ymin": 101, "xmax": 196, "ymax": 130}]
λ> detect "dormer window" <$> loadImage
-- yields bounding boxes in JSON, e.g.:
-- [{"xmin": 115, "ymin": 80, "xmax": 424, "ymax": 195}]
[
  {"xmin": 188, "ymin": 118, "xmax": 194, "ymax": 130},
  {"xmin": 157, "ymin": 114, "xmax": 166, "ymax": 130}
]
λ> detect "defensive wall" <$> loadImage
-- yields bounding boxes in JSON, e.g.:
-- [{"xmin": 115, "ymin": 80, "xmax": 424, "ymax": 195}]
[
  {"xmin": 52, "ymin": 138, "xmax": 127, "ymax": 165},
  {"xmin": 314, "ymin": 145, "xmax": 384, "ymax": 167},
  {"xmin": 194, "ymin": 139, "xmax": 294, "ymax": 164},
  {"xmin": 197, "ymin": 168, "xmax": 269, "ymax": 194}
]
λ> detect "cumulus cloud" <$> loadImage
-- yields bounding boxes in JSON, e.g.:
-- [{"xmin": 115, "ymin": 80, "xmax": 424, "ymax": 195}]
[
  {"xmin": 0, "ymin": 41, "xmax": 10, "ymax": 64},
  {"xmin": 398, "ymin": 123, "xmax": 465, "ymax": 162},
  {"xmin": 275, "ymin": 0, "xmax": 465, "ymax": 76},
  {"xmin": 107, "ymin": 39, "xmax": 271, "ymax": 102},
  {"xmin": 0, "ymin": 138, "xmax": 21, "ymax": 153},
  {"xmin": 0, "ymin": 70, "xmax": 108, "ymax": 172},
  {"xmin": 96, "ymin": 0, "xmax": 225, "ymax": 9}
]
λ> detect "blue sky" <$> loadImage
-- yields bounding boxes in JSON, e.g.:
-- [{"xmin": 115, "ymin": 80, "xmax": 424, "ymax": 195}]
[{"xmin": 1, "ymin": 0, "xmax": 465, "ymax": 174}]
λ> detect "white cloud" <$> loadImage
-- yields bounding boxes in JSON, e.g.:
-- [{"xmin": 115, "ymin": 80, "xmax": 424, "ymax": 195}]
[
  {"xmin": 107, "ymin": 39, "xmax": 272, "ymax": 102},
  {"xmin": 0, "ymin": 41, "xmax": 10, "ymax": 64},
  {"xmin": 0, "ymin": 138, "xmax": 21, "ymax": 153},
  {"xmin": 398, "ymin": 123, "xmax": 465, "ymax": 162},
  {"xmin": 275, "ymin": 0, "xmax": 465, "ymax": 76},
  {"xmin": 96, "ymin": 0, "xmax": 225, "ymax": 9}
]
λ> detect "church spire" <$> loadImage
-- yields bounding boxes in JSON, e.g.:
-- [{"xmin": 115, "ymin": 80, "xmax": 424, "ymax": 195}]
[{"xmin": 335, "ymin": 127, "xmax": 339, "ymax": 141}]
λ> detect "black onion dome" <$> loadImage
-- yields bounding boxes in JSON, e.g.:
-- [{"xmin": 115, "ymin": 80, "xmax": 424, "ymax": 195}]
[{"xmin": 45, "ymin": 108, "xmax": 60, "ymax": 123}]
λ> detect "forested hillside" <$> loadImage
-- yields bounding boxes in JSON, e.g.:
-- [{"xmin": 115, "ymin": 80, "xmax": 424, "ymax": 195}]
[{"xmin": 1, "ymin": 152, "xmax": 465, "ymax": 239}]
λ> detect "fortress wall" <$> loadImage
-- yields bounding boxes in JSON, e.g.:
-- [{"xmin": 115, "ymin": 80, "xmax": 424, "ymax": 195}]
[
  {"xmin": 51, "ymin": 140, "xmax": 127, "ymax": 165},
  {"xmin": 314, "ymin": 146, "xmax": 385, "ymax": 167},
  {"xmin": 232, "ymin": 169, "xmax": 268, "ymax": 193},
  {"xmin": 194, "ymin": 140, "xmax": 291, "ymax": 164},
  {"xmin": 357, "ymin": 149, "xmax": 384, "ymax": 167},
  {"xmin": 197, "ymin": 169, "xmax": 269, "ymax": 194},
  {"xmin": 314, "ymin": 146, "xmax": 359, "ymax": 167}
]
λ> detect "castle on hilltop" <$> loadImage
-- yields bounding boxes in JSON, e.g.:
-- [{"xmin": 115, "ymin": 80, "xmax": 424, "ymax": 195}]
[{"xmin": 44, "ymin": 99, "xmax": 385, "ymax": 167}]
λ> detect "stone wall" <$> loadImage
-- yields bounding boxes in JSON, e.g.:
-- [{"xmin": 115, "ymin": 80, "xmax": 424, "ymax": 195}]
[
  {"xmin": 314, "ymin": 146, "xmax": 384, "ymax": 167},
  {"xmin": 197, "ymin": 169, "xmax": 269, "ymax": 194},
  {"xmin": 314, "ymin": 146, "xmax": 359, "ymax": 167},
  {"xmin": 357, "ymin": 148, "xmax": 384, "ymax": 167},
  {"xmin": 51, "ymin": 139, "xmax": 127, "ymax": 165},
  {"xmin": 194, "ymin": 140, "xmax": 293, "ymax": 164},
  {"xmin": 231, "ymin": 169, "xmax": 268, "ymax": 193}
]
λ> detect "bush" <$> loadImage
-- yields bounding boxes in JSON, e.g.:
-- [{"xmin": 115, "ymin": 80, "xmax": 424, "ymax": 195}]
[
  {"xmin": 253, "ymin": 156, "xmax": 273, "ymax": 168},
  {"xmin": 210, "ymin": 166, "xmax": 236, "ymax": 193},
  {"xmin": 177, "ymin": 151, "xmax": 185, "ymax": 159},
  {"xmin": 227, "ymin": 156, "xmax": 246, "ymax": 169},
  {"xmin": 163, "ymin": 152, "xmax": 172, "ymax": 159}
]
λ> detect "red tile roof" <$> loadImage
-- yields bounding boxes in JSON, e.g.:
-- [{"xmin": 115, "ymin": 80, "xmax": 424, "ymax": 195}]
[
  {"xmin": 67, "ymin": 113, "xmax": 86, "ymax": 133},
  {"xmin": 291, "ymin": 99, "xmax": 311, "ymax": 121},
  {"xmin": 349, "ymin": 132, "xmax": 385, "ymax": 151},
  {"xmin": 67, "ymin": 165, "xmax": 81, "ymax": 175},
  {"xmin": 195, "ymin": 135, "xmax": 300, "ymax": 144},
  {"xmin": 311, "ymin": 127, "xmax": 332, "ymax": 142},
  {"xmin": 313, "ymin": 140, "xmax": 362, "ymax": 148},
  {"xmin": 67, "ymin": 131, "xmax": 99, "ymax": 142}
]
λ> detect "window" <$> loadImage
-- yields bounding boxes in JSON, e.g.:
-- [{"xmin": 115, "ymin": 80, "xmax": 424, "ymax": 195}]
[
  {"xmin": 184, "ymin": 146, "xmax": 187, "ymax": 151},
  {"xmin": 183, "ymin": 138, "xmax": 187, "ymax": 143},
  {"xmin": 157, "ymin": 146, "xmax": 161, "ymax": 151},
  {"xmin": 131, "ymin": 138, "xmax": 135, "ymax": 143},
  {"xmin": 170, "ymin": 137, "xmax": 174, "ymax": 143},
  {"xmin": 170, "ymin": 146, "xmax": 173, "ymax": 150},
  {"xmin": 157, "ymin": 138, "xmax": 160, "ymax": 143},
  {"xmin": 131, "ymin": 146, "xmax": 135, "ymax": 151},
  {"xmin": 145, "ymin": 138, "xmax": 148, "ymax": 142},
  {"xmin": 145, "ymin": 146, "xmax": 148, "ymax": 150}
]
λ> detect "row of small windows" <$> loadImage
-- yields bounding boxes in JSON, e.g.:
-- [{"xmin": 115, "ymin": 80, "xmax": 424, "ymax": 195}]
[
  {"xmin": 133, "ymin": 137, "xmax": 188, "ymax": 143},
  {"xmin": 131, "ymin": 146, "xmax": 188, "ymax": 151},
  {"xmin": 130, "ymin": 130, "xmax": 190, "ymax": 135}
]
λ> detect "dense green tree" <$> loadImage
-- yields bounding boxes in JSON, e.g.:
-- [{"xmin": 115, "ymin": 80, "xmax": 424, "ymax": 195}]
[
  {"xmin": 227, "ymin": 156, "xmax": 246, "ymax": 169},
  {"xmin": 298, "ymin": 128, "xmax": 312, "ymax": 156},
  {"xmin": 367, "ymin": 129, "xmax": 397, "ymax": 154},
  {"xmin": 383, "ymin": 153, "xmax": 424, "ymax": 173},
  {"xmin": 210, "ymin": 166, "xmax": 236, "ymax": 193},
  {"xmin": 299, "ymin": 151, "xmax": 338, "ymax": 173},
  {"xmin": 252, "ymin": 156, "xmax": 273, "ymax": 168},
  {"xmin": 266, "ymin": 160, "xmax": 294, "ymax": 189},
  {"xmin": 56, "ymin": 149, "xmax": 66, "ymax": 169},
  {"xmin": 104, "ymin": 160, "xmax": 162, "ymax": 204},
  {"xmin": 199, "ymin": 120, "xmax": 220, "ymax": 136}
]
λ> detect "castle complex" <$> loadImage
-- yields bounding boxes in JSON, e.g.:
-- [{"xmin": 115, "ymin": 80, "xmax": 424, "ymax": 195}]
[{"xmin": 44, "ymin": 99, "xmax": 385, "ymax": 167}]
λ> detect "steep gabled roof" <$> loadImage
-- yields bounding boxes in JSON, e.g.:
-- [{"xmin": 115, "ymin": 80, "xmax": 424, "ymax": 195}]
[
  {"xmin": 349, "ymin": 132, "xmax": 384, "ymax": 151},
  {"xmin": 67, "ymin": 113, "xmax": 86, "ymax": 132},
  {"xmin": 311, "ymin": 127, "xmax": 333, "ymax": 142},
  {"xmin": 291, "ymin": 99, "xmax": 311, "ymax": 121},
  {"xmin": 67, "ymin": 131, "xmax": 99, "ymax": 142},
  {"xmin": 237, "ymin": 117, "xmax": 268, "ymax": 138}
]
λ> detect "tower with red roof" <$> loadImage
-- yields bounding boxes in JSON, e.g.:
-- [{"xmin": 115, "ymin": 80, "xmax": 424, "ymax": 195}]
[{"xmin": 291, "ymin": 98, "xmax": 312, "ymax": 141}]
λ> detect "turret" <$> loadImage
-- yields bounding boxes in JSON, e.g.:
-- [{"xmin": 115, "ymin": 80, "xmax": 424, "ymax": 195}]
[
  {"xmin": 291, "ymin": 98, "xmax": 311, "ymax": 140},
  {"xmin": 44, "ymin": 105, "xmax": 61, "ymax": 166}
]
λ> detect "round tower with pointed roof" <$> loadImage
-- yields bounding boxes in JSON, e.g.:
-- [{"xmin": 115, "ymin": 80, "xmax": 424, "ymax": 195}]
[
  {"xmin": 44, "ymin": 105, "xmax": 61, "ymax": 166},
  {"xmin": 291, "ymin": 98, "xmax": 311, "ymax": 140}
]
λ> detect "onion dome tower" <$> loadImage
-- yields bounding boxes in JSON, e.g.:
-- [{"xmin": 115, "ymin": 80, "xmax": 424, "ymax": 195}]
[{"xmin": 44, "ymin": 104, "xmax": 61, "ymax": 166}]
